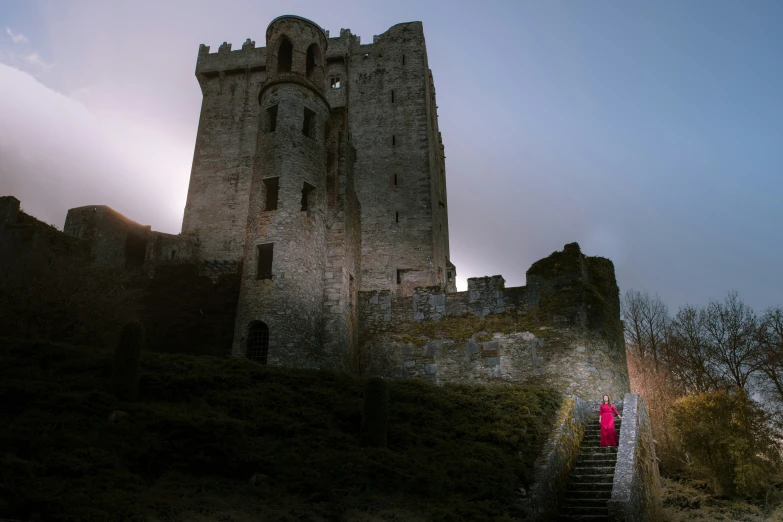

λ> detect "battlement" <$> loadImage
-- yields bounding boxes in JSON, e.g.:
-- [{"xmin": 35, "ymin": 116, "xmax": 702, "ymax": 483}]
[
  {"xmin": 358, "ymin": 243, "xmax": 629, "ymax": 399},
  {"xmin": 195, "ymin": 42, "xmax": 267, "ymax": 76}
]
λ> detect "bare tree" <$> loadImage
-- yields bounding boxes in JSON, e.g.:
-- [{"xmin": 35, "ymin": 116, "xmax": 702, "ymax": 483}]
[
  {"xmin": 667, "ymin": 305, "xmax": 726, "ymax": 393},
  {"xmin": 756, "ymin": 307, "xmax": 783, "ymax": 416},
  {"xmin": 703, "ymin": 291, "xmax": 760, "ymax": 393},
  {"xmin": 622, "ymin": 289, "xmax": 669, "ymax": 371}
]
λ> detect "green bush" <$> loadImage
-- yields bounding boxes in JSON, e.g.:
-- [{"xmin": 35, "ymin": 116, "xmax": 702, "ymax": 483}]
[
  {"xmin": 112, "ymin": 321, "xmax": 145, "ymax": 401},
  {"xmin": 671, "ymin": 391, "xmax": 781, "ymax": 496}
]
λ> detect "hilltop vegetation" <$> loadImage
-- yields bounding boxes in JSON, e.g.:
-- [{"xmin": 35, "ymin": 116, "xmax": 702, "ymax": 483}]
[{"xmin": 0, "ymin": 338, "xmax": 561, "ymax": 522}]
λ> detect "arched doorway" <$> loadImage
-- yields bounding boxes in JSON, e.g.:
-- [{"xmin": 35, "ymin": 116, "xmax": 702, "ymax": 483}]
[{"xmin": 247, "ymin": 321, "xmax": 269, "ymax": 364}]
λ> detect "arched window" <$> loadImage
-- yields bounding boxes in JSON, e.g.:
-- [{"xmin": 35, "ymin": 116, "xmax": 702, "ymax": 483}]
[
  {"xmin": 306, "ymin": 44, "xmax": 319, "ymax": 79},
  {"xmin": 278, "ymin": 38, "xmax": 293, "ymax": 73},
  {"xmin": 247, "ymin": 321, "xmax": 269, "ymax": 364}
]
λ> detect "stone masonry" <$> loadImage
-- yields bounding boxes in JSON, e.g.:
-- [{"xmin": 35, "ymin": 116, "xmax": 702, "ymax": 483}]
[{"xmin": 4, "ymin": 15, "xmax": 631, "ymax": 399}]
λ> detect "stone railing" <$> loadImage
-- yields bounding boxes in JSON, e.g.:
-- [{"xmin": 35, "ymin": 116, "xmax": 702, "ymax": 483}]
[
  {"xmin": 608, "ymin": 393, "xmax": 662, "ymax": 521},
  {"xmin": 523, "ymin": 395, "xmax": 590, "ymax": 520}
]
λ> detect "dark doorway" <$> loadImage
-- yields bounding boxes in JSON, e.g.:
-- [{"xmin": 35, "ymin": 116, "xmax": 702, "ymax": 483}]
[{"xmin": 247, "ymin": 322, "xmax": 269, "ymax": 364}]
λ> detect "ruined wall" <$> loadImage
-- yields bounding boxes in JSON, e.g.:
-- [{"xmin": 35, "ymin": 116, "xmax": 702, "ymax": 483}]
[
  {"xmin": 180, "ymin": 40, "xmax": 267, "ymax": 262},
  {"xmin": 64, "ymin": 205, "xmax": 151, "ymax": 268},
  {"xmin": 523, "ymin": 396, "xmax": 590, "ymax": 520},
  {"xmin": 1, "ymin": 196, "xmax": 88, "ymax": 261},
  {"xmin": 359, "ymin": 243, "xmax": 630, "ymax": 400}
]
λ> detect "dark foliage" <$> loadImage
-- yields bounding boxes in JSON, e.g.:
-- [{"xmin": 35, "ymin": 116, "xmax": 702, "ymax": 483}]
[
  {"xmin": 0, "ymin": 338, "xmax": 561, "ymax": 521},
  {"xmin": 112, "ymin": 321, "xmax": 145, "ymax": 401},
  {"xmin": 360, "ymin": 377, "xmax": 389, "ymax": 448}
]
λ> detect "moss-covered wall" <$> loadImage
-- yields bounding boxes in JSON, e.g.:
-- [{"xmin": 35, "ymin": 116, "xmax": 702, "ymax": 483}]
[
  {"xmin": 523, "ymin": 396, "xmax": 589, "ymax": 520},
  {"xmin": 359, "ymin": 243, "xmax": 631, "ymax": 400}
]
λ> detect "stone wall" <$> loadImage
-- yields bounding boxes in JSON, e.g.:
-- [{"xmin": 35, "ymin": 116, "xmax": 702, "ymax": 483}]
[
  {"xmin": 349, "ymin": 22, "xmax": 452, "ymax": 293},
  {"xmin": 358, "ymin": 243, "xmax": 630, "ymax": 400},
  {"xmin": 64, "ymin": 205, "xmax": 151, "ymax": 268},
  {"xmin": 180, "ymin": 41, "xmax": 267, "ymax": 262},
  {"xmin": 608, "ymin": 393, "xmax": 663, "ymax": 522},
  {"xmin": 180, "ymin": 18, "xmax": 456, "ymax": 296},
  {"xmin": 1, "ymin": 197, "xmax": 240, "ymax": 352},
  {"xmin": 523, "ymin": 396, "xmax": 590, "ymax": 520}
]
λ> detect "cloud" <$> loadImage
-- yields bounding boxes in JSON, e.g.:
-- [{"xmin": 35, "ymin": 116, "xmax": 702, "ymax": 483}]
[
  {"xmin": 24, "ymin": 52, "xmax": 53, "ymax": 69},
  {"xmin": 0, "ymin": 62, "xmax": 190, "ymax": 233},
  {"xmin": 5, "ymin": 27, "xmax": 28, "ymax": 44}
]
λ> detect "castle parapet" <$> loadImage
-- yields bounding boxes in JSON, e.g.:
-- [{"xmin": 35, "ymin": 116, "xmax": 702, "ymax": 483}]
[{"xmin": 195, "ymin": 42, "xmax": 267, "ymax": 76}]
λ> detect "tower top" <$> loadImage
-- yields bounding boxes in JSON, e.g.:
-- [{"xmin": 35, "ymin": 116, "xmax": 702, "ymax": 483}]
[{"xmin": 266, "ymin": 15, "xmax": 328, "ymax": 42}]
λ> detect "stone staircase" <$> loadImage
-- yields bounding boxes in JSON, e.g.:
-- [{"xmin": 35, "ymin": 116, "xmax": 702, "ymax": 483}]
[{"xmin": 557, "ymin": 408, "xmax": 622, "ymax": 521}]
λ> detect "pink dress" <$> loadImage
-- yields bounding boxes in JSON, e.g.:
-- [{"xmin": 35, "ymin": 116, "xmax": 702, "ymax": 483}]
[{"xmin": 599, "ymin": 403, "xmax": 620, "ymax": 446}]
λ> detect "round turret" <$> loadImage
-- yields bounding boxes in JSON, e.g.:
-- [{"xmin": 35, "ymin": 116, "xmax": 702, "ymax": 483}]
[
  {"xmin": 264, "ymin": 15, "xmax": 328, "ymax": 98},
  {"xmin": 232, "ymin": 16, "xmax": 332, "ymax": 367}
]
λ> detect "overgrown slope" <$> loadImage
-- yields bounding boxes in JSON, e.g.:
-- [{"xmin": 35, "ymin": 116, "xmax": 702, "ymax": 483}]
[{"xmin": 0, "ymin": 339, "xmax": 561, "ymax": 521}]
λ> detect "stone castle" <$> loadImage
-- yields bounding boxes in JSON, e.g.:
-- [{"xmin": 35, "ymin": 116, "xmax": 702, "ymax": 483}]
[{"xmin": 0, "ymin": 15, "xmax": 631, "ymax": 401}]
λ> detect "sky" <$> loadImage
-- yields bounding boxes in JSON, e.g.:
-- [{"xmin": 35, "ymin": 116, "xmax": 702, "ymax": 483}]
[{"xmin": 0, "ymin": 0, "xmax": 781, "ymax": 313}]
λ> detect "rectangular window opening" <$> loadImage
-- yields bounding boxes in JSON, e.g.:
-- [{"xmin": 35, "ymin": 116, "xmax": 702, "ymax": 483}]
[
  {"xmin": 395, "ymin": 211, "xmax": 399, "ymax": 223},
  {"xmin": 330, "ymin": 77, "xmax": 341, "ymax": 88},
  {"xmin": 391, "ymin": 90, "xmax": 395, "ymax": 103},
  {"xmin": 402, "ymin": 54, "xmax": 406, "ymax": 66},
  {"xmin": 447, "ymin": 271, "xmax": 453, "ymax": 283},
  {"xmin": 266, "ymin": 105, "xmax": 278, "ymax": 133},
  {"xmin": 263, "ymin": 177, "xmax": 279, "ymax": 211},
  {"xmin": 392, "ymin": 135, "xmax": 396, "ymax": 146},
  {"xmin": 392, "ymin": 173, "xmax": 398, "ymax": 187},
  {"xmin": 257, "ymin": 243, "xmax": 274, "ymax": 280},
  {"xmin": 303, "ymin": 107, "xmax": 316, "ymax": 138},
  {"xmin": 301, "ymin": 181, "xmax": 315, "ymax": 212}
]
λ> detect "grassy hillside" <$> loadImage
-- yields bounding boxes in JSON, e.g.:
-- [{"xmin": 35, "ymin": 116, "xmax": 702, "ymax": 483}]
[{"xmin": 0, "ymin": 339, "xmax": 561, "ymax": 522}]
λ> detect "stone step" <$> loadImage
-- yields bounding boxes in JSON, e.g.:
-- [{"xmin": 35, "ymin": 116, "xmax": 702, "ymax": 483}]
[
  {"xmin": 564, "ymin": 489, "xmax": 612, "ymax": 500},
  {"xmin": 572, "ymin": 465, "xmax": 616, "ymax": 474},
  {"xmin": 565, "ymin": 482, "xmax": 613, "ymax": 492},
  {"xmin": 572, "ymin": 459, "xmax": 617, "ymax": 472},
  {"xmin": 583, "ymin": 446, "xmax": 617, "ymax": 454},
  {"xmin": 569, "ymin": 474, "xmax": 615, "ymax": 483},
  {"xmin": 557, "ymin": 515, "xmax": 609, "ymax": 522},
  {"xmin": 578, "ymin": 454, "xmax": 618, "ymax": 462},
  {"xmin": 560, "ymin": 505, "xmax": 609, "ymax": 516},
  {"xmin": 563, "ymin": 499, "xmax": 611, "ymax": 509}
]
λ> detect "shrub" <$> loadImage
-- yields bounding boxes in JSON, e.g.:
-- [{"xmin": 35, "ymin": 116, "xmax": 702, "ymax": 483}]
[{"xmin": 671, "ymin": 391, "xmax": 781, "ymax": 495}]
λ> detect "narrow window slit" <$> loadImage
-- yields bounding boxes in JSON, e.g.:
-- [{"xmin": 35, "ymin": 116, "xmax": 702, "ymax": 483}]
[
  {"xmin": 266, "ymin": 105, "xmax": 278, "ymax": 133},
  {"xmin": 303, "ymin": 107, "xmax": 316, "ymax": 138},
  {"xmin": 301, "ymin": 182, "xmax": 315, "ymax": 212},
  {"xmin": 257, "ymin": 243, "xmax": 274, "ymax": 280},
  {"xmin": 263, "ymin": 177, "xmax": 279, "ymax": 211}
]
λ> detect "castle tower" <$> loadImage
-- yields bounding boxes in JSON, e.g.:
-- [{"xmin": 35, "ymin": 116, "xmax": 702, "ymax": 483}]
[{"xmin": 231, "ymin": 16, "xmax": 332, "ymax": 366}]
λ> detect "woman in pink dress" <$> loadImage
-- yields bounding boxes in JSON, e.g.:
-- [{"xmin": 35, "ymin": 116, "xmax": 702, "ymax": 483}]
[{"xmin": 599, "ymin": 394, "xmax": 623, "ymax": 446}]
